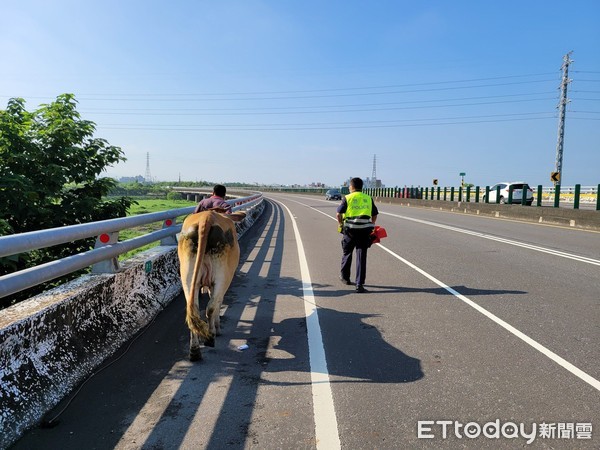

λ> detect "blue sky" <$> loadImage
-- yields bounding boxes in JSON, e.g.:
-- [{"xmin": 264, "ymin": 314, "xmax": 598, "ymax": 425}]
[{"xmin": 1, "ymin": 1, "xmax": 599, "ymax": 188}]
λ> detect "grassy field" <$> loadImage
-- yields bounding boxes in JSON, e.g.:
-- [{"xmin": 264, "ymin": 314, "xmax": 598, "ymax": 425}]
[
  {"xmin": 127, "ymin": 198, "xmax": 196, "ymax": 215},
  {"xmin": 119, "ymin": 198, "xmax": 196, "ymax": 260}
]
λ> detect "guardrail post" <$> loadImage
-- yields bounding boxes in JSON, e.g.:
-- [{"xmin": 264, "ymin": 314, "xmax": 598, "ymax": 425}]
[
  {"xmin": 537, "ymin": 185, "xmax": 542, "ymax": 207},
  {"xmin": 91, "ymin": 232, "xmax": 120, "ymax": 273},
  {"xmin": 443, "ymin": 187, "xmax": 447, "ymax": 201},
  {"xmin": 466, "ymin": 186, "xmax": 471, "ymax": 202},
  {"xmin": 521, "ymin": 184, "xmax": 527, "ymax": 206},
  {"xmin": 574, "ymin": 184, "xmax": 581, "ymax": 209},
  {"xmin": 554, "ymin": 184, "xmax": 561, "ymax": 208},
  {"xmin": 458, "ymin": 186, "xmax": 463, "ymax": 202},
  {"xmin": 160, "ymin": 218, "xmax": 178, "ymax": 245},
  {"xmin": 496, "ymin": 185, "xmax": 501, "ymax": 204},
  {"xmin": 450, "ymin": 187, "xmax": 455, "ymax": 201},
  {"xmin": 597, "ymin": 184, "xmax": 600, "ymax": 211},
  {"xmin": 508, "ymin": 185, "xmax": 514, "ymax": 204},
  {"xmin": 485, "ymin": 186, "xmax": 490, "ymax": 203},
  {"xmin": 475, "ymin": 186, "xmax": 479, "ymax": 203}
]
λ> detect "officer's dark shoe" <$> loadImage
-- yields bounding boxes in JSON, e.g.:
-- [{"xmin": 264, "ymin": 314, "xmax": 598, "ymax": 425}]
[
  {"xmin": 340, "ymin": 275, "xmax": 353, "ymax": 285},
  {"xmin": 356, "ymin": 285, "xmax": 368, "ymax": 293}
]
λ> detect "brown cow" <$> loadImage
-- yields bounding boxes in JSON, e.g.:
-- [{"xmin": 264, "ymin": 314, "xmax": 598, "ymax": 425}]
[{"xmin": 178, "ymin": 209, "xmax": 246, "ymax": 361}]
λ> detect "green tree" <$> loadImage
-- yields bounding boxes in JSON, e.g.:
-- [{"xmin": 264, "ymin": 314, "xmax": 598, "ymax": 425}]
[{"xmin": 0, "ymin": 94, "xmax": 133, "ymax": 308}]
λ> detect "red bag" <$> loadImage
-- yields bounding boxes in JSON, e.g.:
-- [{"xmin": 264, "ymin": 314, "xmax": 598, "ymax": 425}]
[{"xmin": 370, "ymin": 226, "xmax": 387, "ymax": 244}]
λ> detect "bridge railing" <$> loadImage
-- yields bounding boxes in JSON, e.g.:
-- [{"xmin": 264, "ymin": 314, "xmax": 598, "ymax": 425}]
[
  {"xmin": 363, "ymin": 184, "xmax": 600, "ymax": 210},
  {"xmin": 0, "ymin": 193, "xmax": 263, "ymax": 300}
]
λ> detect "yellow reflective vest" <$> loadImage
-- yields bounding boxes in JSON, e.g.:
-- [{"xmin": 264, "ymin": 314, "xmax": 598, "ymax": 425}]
[{"xmin": 343, "ymin": 191, "xmax": 374, "ymax": 230}]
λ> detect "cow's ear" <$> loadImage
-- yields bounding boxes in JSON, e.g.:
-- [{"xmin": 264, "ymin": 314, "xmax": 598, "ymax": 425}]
[
  {"xmin": 209, "ymin": 207, "xmax": 229, "ymax": 214},
  {"xmin": 229, "ymin": 212, "xmax": 246, "ymax": 222}
]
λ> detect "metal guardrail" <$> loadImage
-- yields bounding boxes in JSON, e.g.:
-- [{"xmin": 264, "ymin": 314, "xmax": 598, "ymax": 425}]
[{"xmin": 0, "ymin": 193, "xmax": 263, "ymax": 299}]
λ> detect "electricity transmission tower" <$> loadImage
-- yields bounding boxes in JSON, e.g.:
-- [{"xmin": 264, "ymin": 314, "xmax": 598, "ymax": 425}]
[
  {"xmin": 371, "ymin": 154, "xmax": 377, "ymax": 184},
  {"xmin": 145, "ymin": 152, "xmax": 153, "ymax": 184},
  {"xmin": 554, "ymin": 52, "xmax": 573, "ymax": 185}
]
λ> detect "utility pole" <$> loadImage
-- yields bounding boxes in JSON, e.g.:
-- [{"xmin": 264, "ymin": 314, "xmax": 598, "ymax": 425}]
[{"xmin": 554, "ymin": 52, "xmax": 573, "ymax": 185}]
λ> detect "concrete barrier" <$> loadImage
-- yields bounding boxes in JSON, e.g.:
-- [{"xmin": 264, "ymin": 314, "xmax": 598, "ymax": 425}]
[
  {"xmin": 373, "ymin": 197, "xmax": 600, "ymax": 231},
  {"xmin": 0, "ymin": 202, "xmax": 264, "ymax": 449}
]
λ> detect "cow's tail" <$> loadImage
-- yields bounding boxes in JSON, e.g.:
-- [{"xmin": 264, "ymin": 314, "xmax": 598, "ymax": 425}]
[{"xmin": 186, "ymin": 212, "xmax": 214, "ymax": 345}]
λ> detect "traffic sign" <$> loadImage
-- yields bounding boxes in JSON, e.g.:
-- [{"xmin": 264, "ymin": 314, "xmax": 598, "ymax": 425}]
[
  {"xmin": 433, "ymin": 179, "xmax": 438, "ymax": 185},
  {"xmin": 459, "ymin": 172, "xmax": 466, "ymax": 177},
  {"xmin": 551, "ymin": 171, "xmax": 560, "ymax": 183}
]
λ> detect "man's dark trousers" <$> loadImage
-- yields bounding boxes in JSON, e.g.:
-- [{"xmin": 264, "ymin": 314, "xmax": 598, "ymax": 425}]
[{"xmin": 340, "ymin": 228, "xmax": 372, "ymax": 286}]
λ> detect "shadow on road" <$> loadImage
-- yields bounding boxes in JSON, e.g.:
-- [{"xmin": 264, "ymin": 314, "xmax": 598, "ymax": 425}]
[{"xmin": 364, "ymin": 284, "xmax": 527, "ymax": 297}]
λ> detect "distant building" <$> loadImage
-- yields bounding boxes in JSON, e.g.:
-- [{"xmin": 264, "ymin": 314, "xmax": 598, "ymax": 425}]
[
  {"xmin": 365, "ymin": 177, "xmax": 383, "ymax": 188},
  {"xmin": 119, "ymin": 176, "xmax": 145, "ymax": 183},
  {"xmin": 346, "ymin": 177, "xmax": 383, "ymax": 188}
]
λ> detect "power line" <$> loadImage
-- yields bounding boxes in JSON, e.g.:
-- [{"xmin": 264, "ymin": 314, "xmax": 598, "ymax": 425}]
[
  {"xmin": 78, "ymin": 91, "xmax": 557, "ymax": 113},
  {"xmin": 74, "ymin": 80, "xmax": 561, "ymax": 101},
  {"xmin": 99, "ymin": 111, "xmax": 556, "ymax": 128},
  {"xmin": 97, "ymin": 114, "xmax": 557, "ymax": 132},
  {"xmin": 82, "ymin": 97, "xmax": 557, "ymax": 117},
  {"xmin": 0, "ymin": 79, "xmax": 557, "ymax": 103},
  {"xmin": 20, "ymin": 72, "xmax": 561, "ymax": 98}
]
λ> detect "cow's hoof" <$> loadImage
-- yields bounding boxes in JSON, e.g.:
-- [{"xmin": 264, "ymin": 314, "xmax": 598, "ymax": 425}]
[
  {"xmin": 189, "ymin": 348, "xmax": 202, "ymax": 361},
  {"xmin": 204, "ymin": 336, "xmax": 215, "ymax": 348}
]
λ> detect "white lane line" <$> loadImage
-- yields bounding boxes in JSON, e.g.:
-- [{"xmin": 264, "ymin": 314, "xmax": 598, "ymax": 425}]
[
  {"xmin": 376, "ymin": 243, "xmax": 600, "ymax": 392},
  {"xmin": 381, "ymin": 212, "xmax": 600, "ymax": 266},
  {"xmin": 278, "ymin": 197, "xmax": 600, "ymax": 392},
  {"xmin": 276, "ymin": 200, "xmax": 341, "ymax": 450}
]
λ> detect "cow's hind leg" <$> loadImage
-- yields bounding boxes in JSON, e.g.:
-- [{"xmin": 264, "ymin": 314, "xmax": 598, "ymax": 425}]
[
  {"xmin": 206, "ymin": 288, "xmax": 225, "ymax": 339},
  {"xmin": 189, "ymin": 331, "xmax": 202, "ymax": 361}
]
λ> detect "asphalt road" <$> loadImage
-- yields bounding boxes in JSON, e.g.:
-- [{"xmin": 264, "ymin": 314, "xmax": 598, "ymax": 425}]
[{"xmin": 11, "ymin": 194, "xmax": 600, "ymax": 450}]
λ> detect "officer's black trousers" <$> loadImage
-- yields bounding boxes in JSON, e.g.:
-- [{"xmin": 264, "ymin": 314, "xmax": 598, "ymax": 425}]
[{"xmin": 340, "ymin": 228, "xmax": 372, "ymax": 287}]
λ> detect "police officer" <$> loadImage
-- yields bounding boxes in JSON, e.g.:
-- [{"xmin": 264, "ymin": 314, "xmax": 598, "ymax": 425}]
[{"xmin": 336, "ymin": 177, "xmax": 379, "ymax": 293}]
